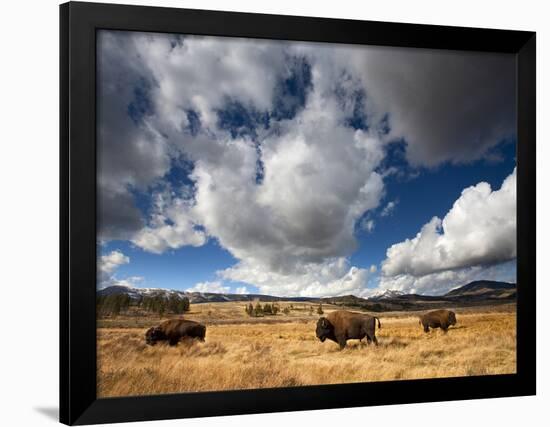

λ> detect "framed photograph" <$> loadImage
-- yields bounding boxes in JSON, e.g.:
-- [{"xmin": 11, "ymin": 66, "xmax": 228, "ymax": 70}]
[{"xmin": 60, "ymin": 1, "xmax": 536, "ymax": 425}]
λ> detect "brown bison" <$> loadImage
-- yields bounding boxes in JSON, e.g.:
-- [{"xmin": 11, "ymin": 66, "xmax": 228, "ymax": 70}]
[
  {"xmin": 316, "ymin": 310, "xmax": 381, "ymax": 349},
  {"xmin": 419, "ymin": 309, "xmax": 457, "ymax": 333},
  {"xmin": 145, "ymin": 319, "xmax": 206, "ymax": 346}
]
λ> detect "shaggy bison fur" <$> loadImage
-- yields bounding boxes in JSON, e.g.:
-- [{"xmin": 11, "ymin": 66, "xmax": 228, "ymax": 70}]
[
  {"xmin": 419, "ymin": 309, "xmax": 457, "ymax": 333},
  {"xmin": 145, "ymin": 319, "xmax": 206, "ymax": 346},
  {"xmin": 316, "ymin": 310, "xmax": 381, "ymax": 349}
]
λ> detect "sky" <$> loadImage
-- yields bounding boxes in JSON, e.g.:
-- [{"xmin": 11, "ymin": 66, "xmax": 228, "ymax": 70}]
[{"xmin": 97, "ymin": 30, "xmax": 517, "ymax": 297}]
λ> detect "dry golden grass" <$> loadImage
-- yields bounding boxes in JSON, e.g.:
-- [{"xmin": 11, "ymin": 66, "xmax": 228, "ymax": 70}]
[{"xmin": 97, "ymin": 303, "xmax": 516, "ymax": 398}]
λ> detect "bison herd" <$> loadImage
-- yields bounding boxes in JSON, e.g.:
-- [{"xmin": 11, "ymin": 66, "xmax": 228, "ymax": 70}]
[
  {"xmin": 316, "ymin": 309, "xmax": 456, "ymax": 349},
  {"xmin": 145, "ymin": 309, "xmax": 457, "ymax": 349}
]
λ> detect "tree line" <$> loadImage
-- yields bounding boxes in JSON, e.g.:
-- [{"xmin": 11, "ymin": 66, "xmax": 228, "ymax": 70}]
[
  {"xmin": 245, "ymin": 302, "xmax": 280, "ymax": 317},
  {"xmin": 245, "ymin": 302, "xmax": 324, "ymax": 317},
  {"xmin": 97, "ymin": 293, "xmax": 190, "ymax": 317}
]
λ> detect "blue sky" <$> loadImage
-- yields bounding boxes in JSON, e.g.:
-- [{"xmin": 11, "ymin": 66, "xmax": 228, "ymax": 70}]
[{"xmin": 97, "ymin": 31, "xmax": 517, "ymax": 297}]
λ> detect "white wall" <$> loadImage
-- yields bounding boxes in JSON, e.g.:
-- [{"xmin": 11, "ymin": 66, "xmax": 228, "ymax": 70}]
[{"xmin": 0, "ymin": 0, "xmax": 547, "ymax": 426}]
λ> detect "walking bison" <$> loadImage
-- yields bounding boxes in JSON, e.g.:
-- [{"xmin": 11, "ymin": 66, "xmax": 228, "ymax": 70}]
[
  {"xmin": 316, "ymin": 310, "xmax": 381, "ymax": 349},
  {"xmin": 419, "ymin": 309, "xmax": 457, "ymax": 333},
  {"xmin": 145, "ymin": 319, "xmax": 206, "ymax": 346}
]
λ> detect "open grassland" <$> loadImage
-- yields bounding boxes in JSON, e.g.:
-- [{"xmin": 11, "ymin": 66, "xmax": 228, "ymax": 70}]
[{"xmin": 97, "ymin": 303, "xmax": 516, "ymax": 398}]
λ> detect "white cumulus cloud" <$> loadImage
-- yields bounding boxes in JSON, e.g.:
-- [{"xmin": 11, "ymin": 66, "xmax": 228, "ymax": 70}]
[
  {"xmin": 379, "ymin": 169, "xmax": 516, "ymax": 293},
  {"xmin": 220, "ymin": 257, "xmax": 372, "ymax": 298},
  {"xmin": 99, "ymin": 250, "xmax": 129, "ymax": 276},
  {"xmin": 187, "ymin": 281, "xmax": 231, "ymax": 294}
]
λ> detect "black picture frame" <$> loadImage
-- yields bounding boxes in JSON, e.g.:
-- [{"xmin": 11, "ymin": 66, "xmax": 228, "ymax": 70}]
[{"xmin": 60, "ymin": 1, "xmax": 536, "ymax": 425}]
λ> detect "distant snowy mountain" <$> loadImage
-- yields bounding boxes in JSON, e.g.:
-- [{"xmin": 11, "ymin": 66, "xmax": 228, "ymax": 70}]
[
  {"xmin": 367, "ymin": 289, "xmax": 405, "ymax": 300},
  {"xmin": 97, "ymin": 285, "xmax": 317, "ymax": 304},
  {"xmin": 98, "ymin": 284, "xmax": 189, "ymax": 300}
]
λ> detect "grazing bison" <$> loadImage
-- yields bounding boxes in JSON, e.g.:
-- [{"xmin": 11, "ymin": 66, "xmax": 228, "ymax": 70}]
[
  {"xmin": 316, "ymin": 310, "xmax": 381, "ymax": 349},
  {"xmin": 419, "ymin": 309, "xmax": 457, "ymax": 333},
  {"xmin": 145, "ymin": 319, "xmax": 206, "ymax": 346}
]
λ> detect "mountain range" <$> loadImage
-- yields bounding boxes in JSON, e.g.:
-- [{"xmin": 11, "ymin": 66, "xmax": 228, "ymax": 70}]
[
  {"xmin": 98, "ymin": 280, "xmax": 516, "ymax": 311},
  {"xmin": 98, "ymin": 284, "xmax": 315, "ymax": 304}
]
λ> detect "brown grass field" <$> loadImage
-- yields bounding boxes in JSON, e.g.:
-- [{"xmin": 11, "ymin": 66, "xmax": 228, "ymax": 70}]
[{"xmin": 97, "ymin": 302, "xmax": 516, "ymax": 398}]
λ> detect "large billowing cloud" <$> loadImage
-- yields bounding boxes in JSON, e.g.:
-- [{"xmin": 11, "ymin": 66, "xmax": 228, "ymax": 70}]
[
  {"xmin": 97, "ymin": 33, "xmax": 168, "ymax": 241},
  {"xmin": 379, "ymin": 169, "xmax": 516, "ymax": 294},
  {"xmin": 97, "ymin": 31, "xmax": 516, "ymax": 296},
  {"xmin": 96, "ymin": 32, "xmax": 288, "ymax": 242},
  {"xmin": 97, "ymin": 31, "xmax": 387, "ymax": 296},
  {"xmin": 189, "ymin": 78, "xmax": 385, "ymax": 275},
  {"xmin": 344, "ymin": 46, "xmax": 516, "ymax": 167}
]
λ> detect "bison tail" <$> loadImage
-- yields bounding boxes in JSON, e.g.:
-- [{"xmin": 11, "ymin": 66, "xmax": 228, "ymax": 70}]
[{"xmin": 375, "ymin": 317, "xmax": 381, "ymax": 329}]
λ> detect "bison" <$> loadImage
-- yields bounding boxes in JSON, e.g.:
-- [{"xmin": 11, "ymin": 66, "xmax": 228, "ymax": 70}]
[
  {"xmin": 145, "ymin": 319, "xmax": 206, "ymax": 346},
  {"xmin": 419, "ymin": 309, "xmax": 457, "ymax": 333},
  {"xmin": 316, "ymin": 310, "xmax": 381, "ymax": 349}
]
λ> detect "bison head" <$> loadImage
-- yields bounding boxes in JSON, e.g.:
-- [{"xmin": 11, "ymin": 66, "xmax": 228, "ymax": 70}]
[
  {"xmin": 316, "ymin": 317, "xmax": 333, "ymax": 342},
  {"xmin": 145, "ymin": 326, "xmax": 165, "ymax": 345},
  {"xmin": 449, "ymin": 311, "xmax": 457, "ymax": 326}
]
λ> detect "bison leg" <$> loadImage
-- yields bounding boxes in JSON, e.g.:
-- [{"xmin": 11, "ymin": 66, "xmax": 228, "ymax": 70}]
[
  {"xmin": 423, "ymin": 324, "xmax": 430, "ymax": 333},
  {"xmin": 441, "ymin": 326, "xmax": 448, "ymax": 333},
  {"xmin": 168, "ymin": 337, "xmax": 179, "ymax": 346},
  {"xmin": 366, "ymin": 333, "xmax": 377, "ymax": 346},
  {"xmin": 336, "ymin": 336, "xmax": 347, "ymax": 350}
]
